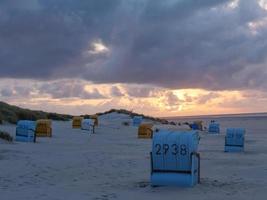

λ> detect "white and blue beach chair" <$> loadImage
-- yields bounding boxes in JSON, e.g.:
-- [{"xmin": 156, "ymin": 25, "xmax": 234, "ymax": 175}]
[
  {"xmin": 225, "ymin": 128, "xmax": 245, "ymax": 152},
  {"xmin": 208, "ymin": 121, "xmax": 220, "ymax": 134},
  {"xmin": 16, "ymin": 120, "xmax": 36, "ymax": 142},
  {"xmin": 150, "ymin": 130, "xmax": 200, "ymax": 187},
  {"xmin": 132, "ymin": 116, "xmax": 143, "ymax": 127}
]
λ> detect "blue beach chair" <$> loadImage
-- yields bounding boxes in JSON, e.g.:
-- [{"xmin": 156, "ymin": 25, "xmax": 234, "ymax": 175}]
[
  {"xmin": 16, "ymin": 120, "xmax": 36, "ymax": 142},
  {"xmin": 208, "ymin": 121, "xmax": 220, "ymax": 134},
  {"xmin": 150, "ymin": 130, "xmax": 200, "ymax": 187},
  {"xmin": 132, "ymin": 116, "xmax": 143, "ymax": 127},
  {"xmin": 225, "ymin": 128, "xmax": 245, "ymax": 152}
]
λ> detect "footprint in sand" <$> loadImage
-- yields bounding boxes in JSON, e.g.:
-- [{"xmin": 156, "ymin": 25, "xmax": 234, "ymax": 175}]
[
  {"xmin": 94, "ymin": 193, "xmax": 117, "ymax": 200},
  {"xmin": 136, "ymin": 181, "xmax": 150, "ymax": 188}
]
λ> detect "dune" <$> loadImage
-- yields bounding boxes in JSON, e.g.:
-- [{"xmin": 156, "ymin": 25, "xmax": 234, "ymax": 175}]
[{"xmin": 0, "ymin": 112, "xmax": 267, "ymax": 200}]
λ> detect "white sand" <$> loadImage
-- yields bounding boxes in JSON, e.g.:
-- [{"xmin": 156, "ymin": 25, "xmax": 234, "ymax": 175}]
[{"xmin": 0, "ymin": 113, "xmax": 267, "ymax": 200}]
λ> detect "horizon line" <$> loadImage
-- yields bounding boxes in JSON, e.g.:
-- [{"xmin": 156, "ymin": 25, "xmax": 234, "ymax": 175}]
[{"xmin": 163, "ymin": 111, "xmax": 267, "ymax": 119}]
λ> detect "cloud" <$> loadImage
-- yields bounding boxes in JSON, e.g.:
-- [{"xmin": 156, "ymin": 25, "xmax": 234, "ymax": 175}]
[
  {"xmin": 0, "ymin": 84, "xmax": 32, "ymax": 98},
  {"xmin": 1, "ymin": 78, "xmax": 267, "ymax": 116},
  {"xmin": 0, "ymin": 1, "xmax": 267, "ymax": 91},
  {"xmin": 164, "ymin": 91, "xmax": 181, "ymax": 110},
  {"xmin": 37, "ymin": 80, "xmax": 106, "ymax": 99},
  {"xmin": 110, "ymin": 86, "xmax": 124, "ymax": 97},
  {"xmin": 88, "ymin": 40, "xmax": 110, "ymax": 55},
  {"xmin": 0, "ymin": 88, "xmax": 14, "ymax": 97},
  {"xmin": 125, "ymin": 85, "xmax": 155, "ymax": 98},
  {"xmin": 0, "ymin": 0, "xmax": 121, "ymax": 79},
  {"xmin": 197, "ymin": 92, "xmax": 220, "ymax": 104}
]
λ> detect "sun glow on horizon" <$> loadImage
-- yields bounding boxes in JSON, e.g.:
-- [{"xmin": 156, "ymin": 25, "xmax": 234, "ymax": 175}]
[{"xmin": 0, "ymin": 78, "xmax": 266, "ymax": 117}]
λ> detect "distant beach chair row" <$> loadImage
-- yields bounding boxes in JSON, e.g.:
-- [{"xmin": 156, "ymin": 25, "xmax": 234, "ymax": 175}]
[
  {"xmin": 14, "ymin": 115, "xmax": 245, "ymax": 189},
  {"xmin": 135, "ymin": 119, "xmax": 245, "ymax": 187},
  {"xmin": 15, "ymin": 115, "xmax": 99, "ymax": 142},
  {"xmin": 148, "ymin": 127, "xmax": 245, "ymax": 187},
  {"xmin": 16, "ymin": 119, "xmax": 52, "ymax": 142}
]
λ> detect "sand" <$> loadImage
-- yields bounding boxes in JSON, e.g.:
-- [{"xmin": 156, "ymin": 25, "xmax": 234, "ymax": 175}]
[{"xmin": 0, "ymin": 113, "xmax": 267, "ymax": 200}]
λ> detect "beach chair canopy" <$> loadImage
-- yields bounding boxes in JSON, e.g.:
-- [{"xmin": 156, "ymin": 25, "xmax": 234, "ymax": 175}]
[{"xmin": 152, "ymin": 130, "xmax": 199, "ymax": 172}]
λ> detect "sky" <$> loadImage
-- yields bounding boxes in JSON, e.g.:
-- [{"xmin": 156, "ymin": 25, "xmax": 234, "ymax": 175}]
[{"xmin": 0, "ymin": 0, "xmax": 267, "ymax": 117}]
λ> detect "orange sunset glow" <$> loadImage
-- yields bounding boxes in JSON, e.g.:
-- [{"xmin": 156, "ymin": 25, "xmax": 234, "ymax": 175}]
[{"xmin": 1, "ymin": 78, "xmax": 266, "ymax": 117}]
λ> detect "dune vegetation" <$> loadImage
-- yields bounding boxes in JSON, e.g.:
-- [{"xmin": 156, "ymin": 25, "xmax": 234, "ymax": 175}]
[
  {"xmin": 0, "ymin": 101, "xmax": 72, "ymax": 124},
  {"xmin": 84, "ymin": 109, "xmax": 170, "ymax": 124},
  {"xmin": 0, "ymin": 130, "xmax": 13, "ymax": 142},
  {"xmin": 0, "ymin": 102, "xmax": 174, "ymax": 126}
]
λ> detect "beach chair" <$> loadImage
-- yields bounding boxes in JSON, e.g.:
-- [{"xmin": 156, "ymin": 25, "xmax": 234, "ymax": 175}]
[
  {"xmin": 150, "ymin": 130, "xmax": 200, "ymax": 187},
  {"xmin": 208, "ymin": 122, "xmax": 220, "ymax": 133},
  {"xmin": 132, "ymin": 116, "xmax": 143, "ymax": 127},
  {"xmin": 191, "ymin": 121, "xmax": 203, "ymax": 131},
  {"xmin": 16, "ymin": 120, "xmax": 36, "ymax": 142},
  {"xmin": 81, "ymin": 119, "xmax": 95, "ymax": 134},
  {"xmin": 72, "ymin": 116, "xmax": 84, "ymax": 129},
  {"xmin": 138, "ymin": 123, "xmax": 153, "ymax": 139},
  {"xmin": 90, "ymin": 115, "xmax": 99, "ymax": 127},
  {"xmin": 36, "ymin": 119, "xmax": 52, "ymax": 137},
  {"xmin": 225, "ymin": 128, "xmax": 245, "ymax": 152}
]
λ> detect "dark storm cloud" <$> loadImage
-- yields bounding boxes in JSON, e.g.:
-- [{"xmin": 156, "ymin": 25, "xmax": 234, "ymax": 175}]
[
  {"xmin": 1, "ymin": 0, "xmax": 267, "ymax": 90},
  {"xmin": 0, "ymin": 0, "xmax": 120, "ymax": 78}
]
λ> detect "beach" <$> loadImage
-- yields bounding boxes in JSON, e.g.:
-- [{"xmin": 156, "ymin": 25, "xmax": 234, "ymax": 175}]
[{"xmin": 1, "ymin": 112, "xmax": 267, "ymax": 200}]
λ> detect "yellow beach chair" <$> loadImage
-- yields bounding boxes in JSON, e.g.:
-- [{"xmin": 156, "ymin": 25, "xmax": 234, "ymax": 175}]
[
  {"xmin": 36, "ymin": 119, "xmax": 52, "ymax": 137},
  {"xmin": 138, "ymin": 123, "xmax": 153, "ymax": 139},
  {"xmin": 72, "ymin": 116, "xmax": 84, "ymax": 129}
]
